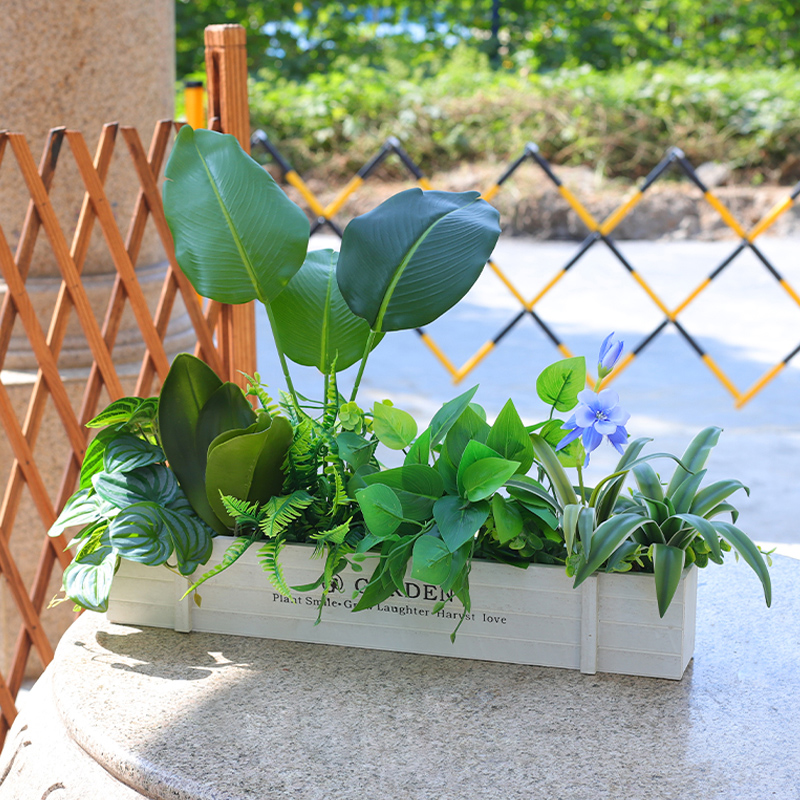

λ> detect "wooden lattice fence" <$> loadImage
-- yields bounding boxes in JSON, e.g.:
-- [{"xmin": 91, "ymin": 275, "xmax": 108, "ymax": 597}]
[{"xmin": 0, "ymin": 25, "xmax": 255, "ymax": 746}]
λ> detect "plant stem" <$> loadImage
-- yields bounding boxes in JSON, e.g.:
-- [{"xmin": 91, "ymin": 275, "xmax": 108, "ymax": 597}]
[
  {"xmin": 265, "ymin": 303, "xmax": 299, "ymax": 407},
  {"xmin": 350, "ymin": 330, "xmax": 377, "ymax": 403},
  {"xmin": 576, "ymin": 464, "xmax": 587, "ymax": 506}
]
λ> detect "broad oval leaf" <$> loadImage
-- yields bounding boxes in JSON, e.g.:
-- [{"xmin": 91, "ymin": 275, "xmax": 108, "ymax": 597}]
[
  {"xmin": 456, "ymin": 440, "xmax": 501, "ymax": 497},
  {"xmin": 159, "ymin": 354, "xmax": 227, "ymax": 534},
  {"xmin": 108, "ymin": 502, "xmax": 174, "ymax": 565},
  {"xmin": 492, "ymin": 494, "xmax": 523, "ymax": 544},
  {"xmin": 93, "ymin": 464, "xmax": 178, "ymax": 509},
  {"xmin": 49, "ymin": 488, "xmax": 101, "ymax": 539},
  {"xmin": 271, "ymin": 249, "xmax": 383, "ymax": 372},
  {"xmin": 62, "ymin": 551, "xmax": 117, "ymax": 613},
  {"xmin": 163, "ymin": 126, "xmax": 309, "ymax": 304},
  {"xmin": 362, "ymin": 464, "xmax": 444, "ymax": 498},
  {"xmin": 206, "ymin": 417, "xmax": 294, "ymax": 528},
  {"xmin": 337, "ymin": 189, "xmax": 500, "ymax": 331},
  {"xmin": 405, "ymin": 428, "xmax": 431, "ymax": 466},
  {"xmin": 372, "ymin": 402, "xmax": 418, "ymax": 450},
  {"xmin": 161, "ymin": 508, "xmax": 214, "ymax": 576},
  {"xmin": 86, "ymin": 396, "xmax": 149, "ymax": 429},
  {"xmin": 103, "ymin": 433, "xmax": 165, "ymax": 474}
]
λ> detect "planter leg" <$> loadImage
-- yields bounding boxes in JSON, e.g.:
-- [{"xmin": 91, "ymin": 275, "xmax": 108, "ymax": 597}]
[
  {"xmin": 173, "ymin": 573, "xmax": 193, "ymax": 634},
  {"xmin": 580, "ymin": 576, "xmax": 598, "ymax": 674}
]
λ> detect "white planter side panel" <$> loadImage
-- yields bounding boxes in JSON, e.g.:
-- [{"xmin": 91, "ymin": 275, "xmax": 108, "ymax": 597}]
[{"xmin": 107, "ymin": 539, "xmax": 697, "ymax": 679}]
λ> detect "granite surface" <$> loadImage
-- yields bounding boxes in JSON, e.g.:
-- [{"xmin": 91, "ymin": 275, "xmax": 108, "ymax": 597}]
[{"xmin": 2, "ymin": 556, "xmax": 798, "ymax": 800}]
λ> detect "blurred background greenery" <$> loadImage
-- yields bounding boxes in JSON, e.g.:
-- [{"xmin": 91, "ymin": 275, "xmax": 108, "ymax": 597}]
[{"xmin": 176, "ymin": 1, "xmax": 800, "ymax": 181}]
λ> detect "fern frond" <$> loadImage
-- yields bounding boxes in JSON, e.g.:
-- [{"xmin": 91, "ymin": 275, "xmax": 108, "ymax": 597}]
[
  {"xmin": 322, "ymin": 363, "xmax": 340, "ymax": 429},
  {"xmin": 183, "ymin": 536, "xmax": 257, "ymax": 597},
  {"xmin": 258, "ymin": 537, "xmax": 293, "ymax": 599},
  {"xmin": 259, "ymin": 490, "xmax": 314, "ymax": 539},
  {"xmin": 310, "ymin": 519, "xmax": 351, "ymax": 558},
  {"xmin": 220, "ymin": 494, "xmax": 262, "ymax": 523},
  {"xmin": 240, "ymin": 371, "xmax": 281, "ymax": 417}
]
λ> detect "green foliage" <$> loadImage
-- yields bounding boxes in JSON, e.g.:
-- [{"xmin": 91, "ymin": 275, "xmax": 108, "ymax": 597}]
[
  {"xmin": 49, "ymin": 396, "xmax": 215, "ymax": 612},
  {"xmin": 177, "ymin": 1, "xmax": 800, "ymax": 81},
  {"xmin": 249, "ymin": 55, "xmax": 800, "ymax": 180}
]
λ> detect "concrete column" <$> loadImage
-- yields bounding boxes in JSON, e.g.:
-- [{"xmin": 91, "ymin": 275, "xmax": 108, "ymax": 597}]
[{"xmin": 0, "ymin": 0, "xmax": 194, "ymax": 679}]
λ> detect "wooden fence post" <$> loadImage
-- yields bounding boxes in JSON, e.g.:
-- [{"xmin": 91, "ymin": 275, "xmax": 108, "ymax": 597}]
[{"xmin": 204, "ymin": 24, "xmax": 257, "ymax": 387}]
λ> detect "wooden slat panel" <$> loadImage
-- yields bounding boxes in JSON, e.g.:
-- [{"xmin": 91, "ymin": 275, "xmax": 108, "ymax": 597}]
[
  {"xmin": 65, "ymin": 130, "xmax": 171, "ymax": 382},
  {"xmin": 7, "ymin": 133, "xmax": 124, "ymax": 400}
]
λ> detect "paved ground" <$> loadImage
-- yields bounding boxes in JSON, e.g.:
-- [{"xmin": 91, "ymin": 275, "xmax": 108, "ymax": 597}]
[{"xmin": 257, "ymin": 234, "xmax": 800, "ymax": 549}]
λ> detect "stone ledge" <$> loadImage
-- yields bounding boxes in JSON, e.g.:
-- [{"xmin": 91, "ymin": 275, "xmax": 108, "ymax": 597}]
[{"xmin": 1, "ymin": 556, "xmax": 798, "ymax": 799}]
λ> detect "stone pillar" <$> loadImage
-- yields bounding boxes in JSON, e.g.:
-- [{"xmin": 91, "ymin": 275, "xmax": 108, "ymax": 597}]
[{"xmin": 0, "ymin": 0, "xmax": 193, "ymax": 680}]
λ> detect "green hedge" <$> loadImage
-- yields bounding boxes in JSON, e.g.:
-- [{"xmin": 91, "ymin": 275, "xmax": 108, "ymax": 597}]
[{"xmin": 249, "ymin": 52, "xmax": 800, "ymax": 181}]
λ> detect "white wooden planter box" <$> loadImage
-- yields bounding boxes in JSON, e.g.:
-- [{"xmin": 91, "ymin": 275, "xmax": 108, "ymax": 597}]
[{"xmin": 107, "ymin": 538, "xmax": 698, "ymax": 680}]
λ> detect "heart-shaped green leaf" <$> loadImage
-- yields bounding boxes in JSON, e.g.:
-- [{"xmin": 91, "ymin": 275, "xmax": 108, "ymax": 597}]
[
  {"xmin": 337, "ymin": 189, "xmax": 500, "ymax": 332},
  {"xmin": 536, "ymin": 356, "xmax": 586, "ymax": 411},
  {"xmin": 163, "ymin": 126, "xmax": 309, "ymax": 304},
  {"xmin": 356, "ymin": 484, "xmax": 405, "ymax": 538},
  {"xmin": 461, "ymin": 457, "xmax": 521, "ymax": 502},
  {"xmin": 270, "ymin": 249, "xmax": 383, "ymax": 373},
  {"xmin": 433, "ymin": 495, "xmax": 490, "ymax": 552},
  {"xmin": 411, "ymin": 534, "xmax": 452, "ymax": 584}
]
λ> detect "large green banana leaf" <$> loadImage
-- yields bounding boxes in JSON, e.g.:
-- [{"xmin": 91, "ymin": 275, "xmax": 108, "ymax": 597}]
[
  {"xmin": 163, "ymin": 126, "xmax": 309, "ymax": 304},
  {"xmin": 270, "ymin": 249, "xmax": 383, "ymax": 372},
  {"xmin": 336, "ymin": 188, "xmax": 500, "ymax": 332}
]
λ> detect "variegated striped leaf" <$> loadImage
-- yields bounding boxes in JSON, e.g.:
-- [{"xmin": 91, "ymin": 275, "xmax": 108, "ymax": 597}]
[
  {"xmin": 108, "ymin": 502, "xmax": 174, "ymax": 565},
  {"xmin": 161, "ymin": 508, "xmax": 214, "ymax": 576},
  {"xmin": 103, "ymin": 433, "xmax": 165, "ymax": 474},
  {"xmin": 93, "ymin": 464, "xmax": 178, "ymax": 509}
]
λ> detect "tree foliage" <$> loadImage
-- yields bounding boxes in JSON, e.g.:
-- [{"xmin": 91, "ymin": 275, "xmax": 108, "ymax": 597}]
[{"xmin": 177, "ymin": 0, "xmax": 800, "ymax": 79}]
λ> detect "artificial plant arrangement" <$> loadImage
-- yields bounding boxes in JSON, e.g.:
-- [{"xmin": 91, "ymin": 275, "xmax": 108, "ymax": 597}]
[{"xmin": 49, "ymin": 128, "xmax": 771, "ymax": 635}]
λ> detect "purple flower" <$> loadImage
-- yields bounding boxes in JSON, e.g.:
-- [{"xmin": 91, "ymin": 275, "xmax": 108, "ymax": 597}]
[
  {"xmin": 598, "ymin": 332, "xmax": 623, "ymax": 377},
  {"xmin": 557, "ymin": 389, "xmax": 630, "ymax": 466}
]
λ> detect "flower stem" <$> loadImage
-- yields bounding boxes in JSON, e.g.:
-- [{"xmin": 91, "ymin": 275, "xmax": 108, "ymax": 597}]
[
  {"xmin": 265, "ymin": 303, "xmax": 299, "ymax": 407},
  {"xmin": 350, "ymin": 330, "xmax": 377, "ymax": 403},
  {"xmin": 576, "ymin": 464, "xmax": 587, "ymax": 506}
]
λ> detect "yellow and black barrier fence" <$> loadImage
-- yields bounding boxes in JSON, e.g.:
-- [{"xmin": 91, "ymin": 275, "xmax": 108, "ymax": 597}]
[{"xmin": 251, "ymin": 129, "xmax": 800, "ymax": 408}]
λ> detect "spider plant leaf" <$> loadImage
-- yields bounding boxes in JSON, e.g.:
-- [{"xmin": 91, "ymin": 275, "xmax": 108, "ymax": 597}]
[
  {"xmin": 670, "ymin": 512, "xmax": 722, "ymax": 561},
  {"xmin": 666, "ymin": 426, "xmax": 721, "ymax": 495},
  {"xmin": 690, "ymin": 479, "xmax": 749, "ymax": 517},
  {"xmin": 530, "ymin": 433, "xmax": 578, "ymax": 508},
  {"xmin": 573, "ymin": 513, "xmax": 647, "ymax": 587},
  {"xmin": 669, "ymin": 469, "xmax": 707, "ymax": 514},
  {"xmin": 337, "ymin": 188, "xmax": 500, "ymax": 332},
  {"xmin": 632, "ymin": 462, "xmax": 664, "ymax": 502},
  {"xmin": 562, "ymin": 503, "xmax": 581, "ymax": 554},
  {"xmin": 713, "ymin": 520, "xmax": 772, "ymax": 606},
  {"xmin": 652, "ymin": 543, "xmax": 686, "ymax": 617},
  {"xmin": 163, "ymin": 126, "xmax": 309, "ymax": 304},
  {"xmin": 270, "ymin": 249, "xmax": 383, "ymax": 372}
]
